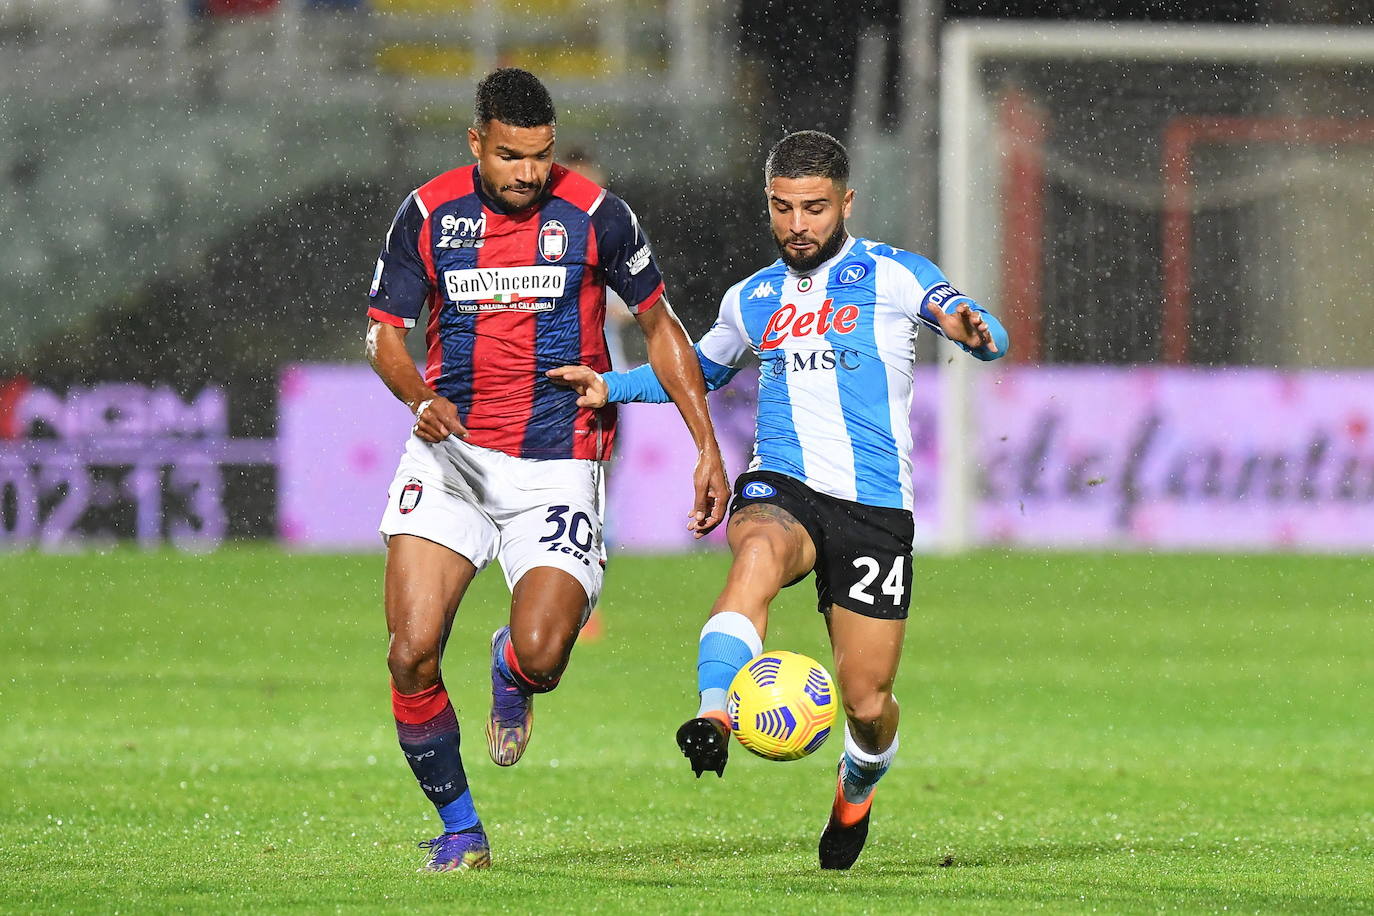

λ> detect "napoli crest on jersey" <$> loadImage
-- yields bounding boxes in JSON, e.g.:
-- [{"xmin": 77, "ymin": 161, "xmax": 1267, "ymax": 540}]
[
  {"xmin": 837, "ymin": 263, "xmax": 868, "ymax": 285},
  {"xmin": 399, "ymin": 478, "xmax": 423, "ymax": 514},
  {"xmin": 539, "ymin": 220, "xmax": 568, "ymax": 262}
]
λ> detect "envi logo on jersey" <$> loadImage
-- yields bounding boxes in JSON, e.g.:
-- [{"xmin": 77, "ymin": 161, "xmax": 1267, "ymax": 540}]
[{"xmin": 760, "ymin": 298, "xmax": 861, "ymax": 350}]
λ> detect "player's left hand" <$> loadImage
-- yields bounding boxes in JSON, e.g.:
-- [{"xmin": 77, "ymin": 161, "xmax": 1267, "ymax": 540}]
[
  {"xmin": 688, "ymin": 447, "xmax": 730, "ymax": 538},
  {"xmin": 546, "ymin": 365, "xmax": 609, "ymax": 408},
  {"xmin": 929, "ymin": 302, "xmax": 999, "ymax": 353}
]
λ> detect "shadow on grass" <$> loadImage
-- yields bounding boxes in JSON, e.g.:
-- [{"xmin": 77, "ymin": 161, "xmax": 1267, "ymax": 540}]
[
  {"xmin": 497, "ymin": 835, "xmax": 1368, "ymax": 912},
  {"xmin": 505, "ymin": 834, "xmax": 817, "ymax": 884}
]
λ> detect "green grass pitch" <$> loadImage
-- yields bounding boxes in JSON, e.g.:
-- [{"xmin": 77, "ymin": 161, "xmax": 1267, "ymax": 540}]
[{"xmin": 2, "ymin": 549, "xmax": 1371, "ymax": 913}]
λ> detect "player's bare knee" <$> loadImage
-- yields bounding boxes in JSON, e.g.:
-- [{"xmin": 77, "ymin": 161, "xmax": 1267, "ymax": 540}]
[
  {"xmin": 515, "ymin": 648, "xmax": 568, "ymax": 684},
  {"xmin": 511, "ymin": 629, "xmax": 574, "ymax": 684},
  {"xmin": 842, "ymin": 688, "xmax": 891, "ymax": 728},
  {"xmin": 387, "ymin": 638, "xmax": 440, "ymax": 688}
]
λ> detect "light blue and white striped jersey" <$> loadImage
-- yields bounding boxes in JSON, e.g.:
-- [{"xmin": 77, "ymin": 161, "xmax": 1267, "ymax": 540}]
[{"xmin": 696, "ymin": 235, "xmax": 1000, "ymax": 511}]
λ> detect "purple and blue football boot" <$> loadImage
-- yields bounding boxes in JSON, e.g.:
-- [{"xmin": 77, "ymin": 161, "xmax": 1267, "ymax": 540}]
[
  {"xmin": 417, "ymin": 827, "xmax": 491, "ymax": 872},
  {"xmin": 486, "ymin": 626, "xmax": 534, "ymax": 766}
]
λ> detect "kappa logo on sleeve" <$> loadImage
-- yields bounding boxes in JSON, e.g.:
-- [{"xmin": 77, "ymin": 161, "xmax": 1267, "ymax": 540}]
[{"xmin": 398, "ymin": 478, "xmax": 423, "ymax": 514}]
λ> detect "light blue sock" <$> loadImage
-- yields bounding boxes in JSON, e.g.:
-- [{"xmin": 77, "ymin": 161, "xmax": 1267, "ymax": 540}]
[
  {"xmin": 841, "ymin": 724, "xmax": 899, "ymax": 804},
  {"xmin": 695, "ymin": 611, "xmax": 762, "ymax": 717}
]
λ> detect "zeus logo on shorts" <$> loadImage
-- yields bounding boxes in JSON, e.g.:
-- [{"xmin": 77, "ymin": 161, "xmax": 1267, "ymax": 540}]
[
  {"xmin": 742, "ymin": 481, "xmax": 776, "ymax": 499},
  {"xmin": 539, "ymin": 505, "xmax": 595, "ymax": 567},
  {"xmin": 398, "ymin": 478, "xmax": 423, "ymax": 514}
]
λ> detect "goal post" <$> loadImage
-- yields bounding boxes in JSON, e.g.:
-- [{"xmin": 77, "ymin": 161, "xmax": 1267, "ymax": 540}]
[{"xmin": 935, "ymin": 20, "xmax": 1374, "ymax": 552}]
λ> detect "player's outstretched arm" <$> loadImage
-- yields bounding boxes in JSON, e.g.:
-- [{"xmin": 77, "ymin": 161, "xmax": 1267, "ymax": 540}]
[
  {"xmin": 365, "ymin": 319, "xmax": 467, "ymax": 442},
  {"xmin": 547, "ymin": 347, "xmax": 735, "ymax": 407},
  {"xmin": 920, "ymin": 300, "xmax": 1010, "ymax": 361},
  {"xmin": 635, "ymin": 296, "xmax": 730, "ymax": 537}
]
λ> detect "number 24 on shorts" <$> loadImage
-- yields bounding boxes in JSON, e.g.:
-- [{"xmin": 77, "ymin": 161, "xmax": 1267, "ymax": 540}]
[{"xmin": 848, "ymin": 555, "xmax": 905, "ymax": 606}]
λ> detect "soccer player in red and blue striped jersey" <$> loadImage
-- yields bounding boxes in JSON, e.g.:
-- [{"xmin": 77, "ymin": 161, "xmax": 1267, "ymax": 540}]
[{"xmin": 365, "ymin": 68, "xmax": 728, "ymax": 872}]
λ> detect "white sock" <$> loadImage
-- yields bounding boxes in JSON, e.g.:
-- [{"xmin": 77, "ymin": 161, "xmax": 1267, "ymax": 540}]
[
  {"xmin": 841, "ymin": 722, "xmax": 899, "ymax": 805},
  {"xmin": 697, "ymin": 688, "xmax": 728, "ymax": 718}
]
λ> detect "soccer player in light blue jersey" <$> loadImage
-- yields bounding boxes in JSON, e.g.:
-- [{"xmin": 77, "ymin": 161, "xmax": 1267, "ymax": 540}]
[{"xmin": 550, "ymin": 130, "xmax": 1007, "ymax": 870}]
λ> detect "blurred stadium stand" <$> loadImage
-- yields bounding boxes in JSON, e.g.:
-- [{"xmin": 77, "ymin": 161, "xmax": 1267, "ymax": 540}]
[
  {"xmin": 0, "ymin": 0, "xmax": 747, "ymax": 372},
  {"xmin": 3, "ymin": 0, "xmax": 1368, "ymax": 375}
]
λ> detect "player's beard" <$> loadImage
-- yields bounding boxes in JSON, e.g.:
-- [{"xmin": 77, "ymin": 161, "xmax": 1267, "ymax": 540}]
[
  {"xmin": 483, "ymin": 175, "xmax": 548, "ymax": 212},
  {"xmin": 773, "ymin": 219, "xmax": 848, "ymax": 273},
  {"xmin": 497, "ymin": 182, "xmax": 544, "ymax": 211}
]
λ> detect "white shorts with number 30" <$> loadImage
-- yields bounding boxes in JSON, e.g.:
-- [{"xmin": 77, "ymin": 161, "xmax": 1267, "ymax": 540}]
[{"xmin": 379, "ymin": 434, "xmax": 606, "ymax": 610}]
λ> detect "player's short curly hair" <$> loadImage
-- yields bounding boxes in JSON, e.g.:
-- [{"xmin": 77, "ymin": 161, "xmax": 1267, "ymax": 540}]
[
  {"xmin": 764, "ymin": 131, "xmax": 849, "ymax": 186},
  {"xmin": 474, "ymin": 68, "xmax": 556, "ymax": 130}
]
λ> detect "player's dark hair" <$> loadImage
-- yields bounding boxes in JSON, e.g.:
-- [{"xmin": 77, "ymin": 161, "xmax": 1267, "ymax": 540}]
[
  {"xmin": 474, "ymin": 68, "xmax": 556, "ymax": 130},
  {"xmin": 764, "ymin": 131, "xmax": 850, "ymax": 187}
]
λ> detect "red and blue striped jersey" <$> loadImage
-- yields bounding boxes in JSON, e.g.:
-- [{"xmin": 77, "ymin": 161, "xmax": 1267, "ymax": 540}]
[{"xmin": 366, "ymin": 163, "xmax": 665, "ymax": 460}]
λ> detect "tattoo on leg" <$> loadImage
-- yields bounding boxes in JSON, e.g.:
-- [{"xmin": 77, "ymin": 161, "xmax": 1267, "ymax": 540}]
[{"xmin": 730, "ymin": 503, "xmax": 802, "ymax": 534}]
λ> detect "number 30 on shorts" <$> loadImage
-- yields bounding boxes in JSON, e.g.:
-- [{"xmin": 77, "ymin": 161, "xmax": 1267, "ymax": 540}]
[
  {"xmin": 539, "ymin": 504, "xmax": 595, "ymax": 553},
  {"xmin": 848, "ymin": 555, "xmax": 906, "ymax": 606}
]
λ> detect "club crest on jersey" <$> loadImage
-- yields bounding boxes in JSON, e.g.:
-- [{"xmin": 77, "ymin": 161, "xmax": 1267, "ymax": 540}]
[
  {"xmin": 837, "ymin": 264, "xmax": 868, "ymax": 285},
  {"xmin": 742, "ymin": 481, "xmax": 777, "ymax": 499},
  {"xmin": 398, "ymin": 478, "xmax": 423, "ymax": 514},
  {"xmin": 540, "ymin": 220, "xmax": 569, "ymax": 262}
]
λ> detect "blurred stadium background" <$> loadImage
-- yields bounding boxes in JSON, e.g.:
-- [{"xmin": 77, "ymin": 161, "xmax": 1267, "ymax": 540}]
[{"xmin": 1, "ymin": 0, "xmax": 1372, "ymax": 553}]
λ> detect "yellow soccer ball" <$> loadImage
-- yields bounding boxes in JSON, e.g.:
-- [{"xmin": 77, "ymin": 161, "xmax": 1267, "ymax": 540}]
[{"xmin": 727, "ymin": 651, "xmax": 837, "ymax": 761}]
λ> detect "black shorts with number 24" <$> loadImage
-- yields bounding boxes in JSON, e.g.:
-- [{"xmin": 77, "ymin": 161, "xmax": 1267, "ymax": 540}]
[{"xmin": 728, "ymin": 470, "xmax": 915, "ymax": 620}]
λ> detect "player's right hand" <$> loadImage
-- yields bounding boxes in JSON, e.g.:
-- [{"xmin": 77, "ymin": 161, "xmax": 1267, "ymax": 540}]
[
  {"xmin": 688, "ymin": 447, "xmax": 730, "ymax": 538},
  {"xmin": 411, "ymin": 395, "xmax": 467, "ymax": 443},
  {"xmin": 546, "ymin": 365, "xmax": 609, "ymax": 408}
]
